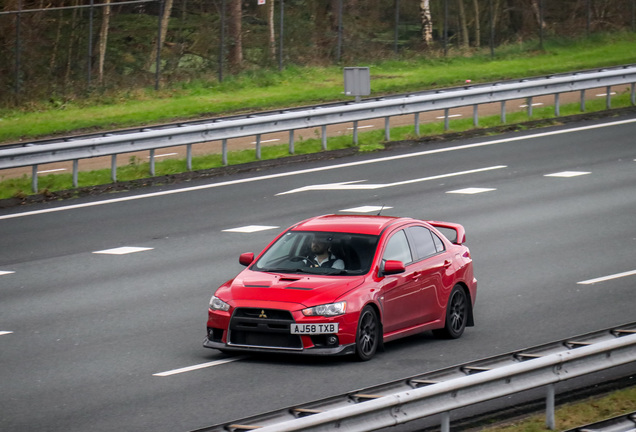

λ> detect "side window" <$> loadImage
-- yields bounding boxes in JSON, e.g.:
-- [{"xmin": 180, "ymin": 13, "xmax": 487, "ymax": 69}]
[
  {"xmin": 432, "ymin": 232, "xmax": 445, "ymax": 253},
  {"xmin": 409, "ymin": 226, "xmax": 437, "ymax": 259},
  {"xmin": 383, "ymin": 230, "xmax": 413, "ymax": 264}
]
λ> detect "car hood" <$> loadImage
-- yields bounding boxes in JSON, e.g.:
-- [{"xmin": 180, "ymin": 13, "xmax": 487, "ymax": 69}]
[{"xmin": 218, "ymin": 270, "xmax": 365, "ymax": 308}]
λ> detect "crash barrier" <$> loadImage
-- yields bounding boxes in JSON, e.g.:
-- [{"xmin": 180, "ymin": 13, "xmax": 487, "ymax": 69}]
[
  {"xmin": 193, "ymin": 323, "xmax": 636, "ymax": 432},
  {"xmin": 2, "ymin": 65, "xmax": 636, "ymax": 193}
]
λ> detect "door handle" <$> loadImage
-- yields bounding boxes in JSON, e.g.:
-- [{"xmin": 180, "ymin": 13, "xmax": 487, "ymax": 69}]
[{"xmin": 443, "ymin": 259, "xmax": 453, "ymax": 268}]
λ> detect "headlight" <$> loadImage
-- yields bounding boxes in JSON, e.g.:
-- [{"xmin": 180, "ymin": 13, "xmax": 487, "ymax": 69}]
[
  {"xmin": 209, "ymin": 295, "xmax": 230, "ymax": 312},
  {"xmin": 302, "ymin": 301, "xmax": 346, "ymax": 317}
]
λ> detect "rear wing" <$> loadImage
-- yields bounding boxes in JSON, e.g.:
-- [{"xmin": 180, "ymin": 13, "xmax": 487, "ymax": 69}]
[{"xmin": 426, "ymin": 221, "xmax": 466, "ymax": 245}]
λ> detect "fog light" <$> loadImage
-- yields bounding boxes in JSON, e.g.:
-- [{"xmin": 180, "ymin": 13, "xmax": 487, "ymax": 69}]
[{"xmin": 327, "ymin": 335, "xmax": 339, "ymax": 346}]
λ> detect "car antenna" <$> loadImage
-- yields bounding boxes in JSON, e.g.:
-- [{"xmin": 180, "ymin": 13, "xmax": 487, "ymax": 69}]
[{"xmin": 377, "ymin": 205, "xmax": 386, "ymax": 216}]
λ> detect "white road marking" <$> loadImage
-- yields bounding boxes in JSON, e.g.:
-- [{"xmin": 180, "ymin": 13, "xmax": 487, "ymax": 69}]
[
  {"xmin": 2, "ymin": 118, "xmax": 635, "ymax": 221},
  {"xmin": 436, "ymin": 114, "xmax": 462, "ymax": 119},
  {"xmin": 223, "ymin": 225, "xmax": 279, "ymax": 233},
  {"xmin": 149, "ymin": 153, "xmax": 178, "ymax": 158},
  {"xmin": 153, "ymin": 356, "xmax": 246, "ymax": 376},
  {"xmin": 446, "ymin": 187, "xmax": 496, "ymax": 195},
  {"xmin": 0, "ymin": 331, "xmax": 13, "ymax": 336},
  {"xmin": 578, "ymin": 270, "xmax": 636, "ymax": 285},
  {"xmin": 0, "ymin": 270, "xmax": 15, "ymax": 276},
  {"xmin": 545, "ymin": 171, "xmax": 590, "ymax": 178},
  {"xmin": 596, "ymin": 92, "xmax": 617, "ymax": 97},
  {"xmin": 519, "ymin": 103, "xmax": 544, "ymax": 108},
  {"xmin": 93, "ymin": 246, "xmax": 154, "ymax": 255},
  {"xmin": 251, "ymin": 138, "xmax": 280, "ymax": 144},
  {"xmin": 347, "ymin": 125, "xmax": 374, "ymax": 130},
  {"xmin": 277, "ymin": 165, "xmax": 506, "ymax": 195},
  {"xmin": 341, "ymin": 205, "xmax": 393, "ymax": 213},
  {"xmin": 37, "ymin": 168, "xmax": 67, "ymax": 174}
]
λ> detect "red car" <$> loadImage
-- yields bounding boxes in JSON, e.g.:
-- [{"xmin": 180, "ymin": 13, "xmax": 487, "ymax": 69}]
[{"xmin": 204, "ymin": 214, "xmax": 477, "ymax": 361}]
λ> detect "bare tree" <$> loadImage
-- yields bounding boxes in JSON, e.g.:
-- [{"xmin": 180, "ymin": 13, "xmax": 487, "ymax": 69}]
[
  {"xmin": 472, "ymin": 0, "xmax": 480, "ymax": 47},
  {"xmin": 420, "ymin": 0, "xmax": 433, "ymax": 44},
  {"xmin": 227, "ymin": 0, "xmax": 242, "ymax": 69},
  {"xmin": 97, "ymin": 0, "xmax": 111, "ymax": 84},
  {"xmin": 458, "ymin": 0, "xmax": 469, "ymax": 48}
]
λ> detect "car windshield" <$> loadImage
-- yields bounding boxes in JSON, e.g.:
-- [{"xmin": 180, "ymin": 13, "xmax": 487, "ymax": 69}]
[{"xmin": 253, "ymin": 231, "xmax": 379, "ymax": 276}]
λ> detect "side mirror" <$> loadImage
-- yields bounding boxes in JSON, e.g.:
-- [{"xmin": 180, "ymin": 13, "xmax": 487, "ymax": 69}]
[
  {"xmin": 239, "ymin": 252, "xmax": 254, "ymax": 266},
  {"xmin": 382, "ymin": 260, "xmax": 405, "ymax": 276}
]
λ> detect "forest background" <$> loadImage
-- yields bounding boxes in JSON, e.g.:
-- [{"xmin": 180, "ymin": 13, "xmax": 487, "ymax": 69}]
[{"xmin": 2, "ymin": 0, "xmax": 635, "ymax": 111}]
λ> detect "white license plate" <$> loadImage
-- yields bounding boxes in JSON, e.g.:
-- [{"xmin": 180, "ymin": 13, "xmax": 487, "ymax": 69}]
[{"xmin": 290, "ymin": 323, "xmax": 339, "ymax": 335}]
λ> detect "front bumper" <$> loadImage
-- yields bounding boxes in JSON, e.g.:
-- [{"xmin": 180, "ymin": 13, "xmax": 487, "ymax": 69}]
[{"xmin": 203, "ymin": 337, "xmax": 356, "ymax": 356}]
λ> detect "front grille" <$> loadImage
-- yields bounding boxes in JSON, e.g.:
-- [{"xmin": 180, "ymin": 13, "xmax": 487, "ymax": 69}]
[{"xmin": 228, "ymin": 308, "xmax": 302, "ymax": 350}]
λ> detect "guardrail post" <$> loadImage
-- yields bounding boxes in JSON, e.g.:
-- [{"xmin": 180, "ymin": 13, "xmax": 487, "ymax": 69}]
[
  {"xmin": 500, "ymin": 101, "xmax": 506, "ymax": 123},
  {"xmin": 526, "ymin": 97, "xmax": 533, "ymax": 118},
  {"xmin": 111, "ymin": 155, "xmax": 117, "ymax": 182},
  {"xmin": 186, "ymin": 144, "xmax": 192, "ymax": 170},
  {"xmin": 73, "ymin": 160, "xmax": 79, "ymax": 187},
  {"xmin": 255, "ymin": 134, "xmax": 262, "ymax": 160},
  {"xmin": 353, "ymin": 121, "xmax": 359, "ymax": 145},
  {"xmin": 414, "ymin": 112, "xmax": 420, "ymax": 135},
  {"xmin": 222, "ymin": 139, "xmax": 228, "ymax": 166},
  {"xmin": 31, "ymin": 165, "xmax": 38, "ymax": 193},
  {"xmin": 580, "ymin": 89, "xmax": 586, "ymax": 111},
  {"xmin": 473, "ymin": 105, "xmax": 478, "ymax": 127},
  {"xmin": 546, "ymin": 384, "xmax": 556, "ymax": 430},
  {"xmin": 444, "ymin": 108, "xmax": 450, "ymax": 130},
  {"xmin": 384, "ymin": 117, "xmax": 390, "ymax": 141},
  {"xmin": 631, "ymin": 83, "xmax": 636, "ymax": 105},
  {"xmin": 149, "ymin": 149, "xmax": 155, "ymax": 176},
  {"xmin": 321, "ymin": 125, "xmax": 327, "ymax": 150},
  {"xmin": 441, "ymin": 411, "xmax": 450, "ymax": 432},
  {"xmin": 554, "ymin": 93, "xmax": 560, "ymax": 117},
  {"xmin": 606, "ymin": 86, "xmax": 612, "ymax": 109},
  {"xmin": 289, "ymin": 130, "xmax": 295, "ymax": 154}
]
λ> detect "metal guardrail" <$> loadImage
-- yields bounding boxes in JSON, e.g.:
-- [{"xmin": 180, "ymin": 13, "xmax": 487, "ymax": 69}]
[
  {"xmin": 2, "ymin": 65, "xmax": 636, "ymax": 192},
  {"xmin": 193, "ymin": 323, "xmax": 636, "ymax": 432}
]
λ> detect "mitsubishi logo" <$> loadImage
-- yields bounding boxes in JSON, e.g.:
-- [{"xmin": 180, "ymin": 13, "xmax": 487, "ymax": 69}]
[{"xmin": 259, "ymin": 310, "xmax": 268, "ymax": 318}]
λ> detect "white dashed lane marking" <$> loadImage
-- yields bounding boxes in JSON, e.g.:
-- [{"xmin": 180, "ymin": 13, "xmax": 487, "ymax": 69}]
[
  {"xmin": 93, "ymin": 247, "xmax": 154, "ymax": 255},
  {"xmin": 446, "ymin": 187, "xmax": 496, "ymax": 195},
  {"xmin": 222, "ymin": 225, "xmax": 279, "ymax": 233},
  {"xmin": 341, "ymin": 206, "xmax": 393, "ymax": 213},
  {"xmin": 0, "ymin": 270, "xmax": 15, "ymax": 276},
  {"xmin": 153, "ymin": 356, "xmax": 247, "ymax": 376},
  {"xmin": 578, "ymin": 270, "xmax": 636, "ymax": 285},
  {"xmin": 0, "ymin": 331, "xmax": 13, "ymax": 336},
  {"xmin": 545, "ymin": 171, "xmax": 591, "ymax": 178}
]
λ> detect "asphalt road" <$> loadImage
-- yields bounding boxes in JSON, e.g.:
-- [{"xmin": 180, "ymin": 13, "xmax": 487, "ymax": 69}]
[{"xmin": 1, "ymin": 115, "xmax": 635, "ymax": 431}]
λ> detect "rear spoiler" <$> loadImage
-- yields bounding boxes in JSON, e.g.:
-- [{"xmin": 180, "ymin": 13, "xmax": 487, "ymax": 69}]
[{"xmin": 426, "ymin": 220, "xmax": 466, "ymax": 245}]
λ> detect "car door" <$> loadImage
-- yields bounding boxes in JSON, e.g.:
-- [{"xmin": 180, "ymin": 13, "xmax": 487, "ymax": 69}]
[
  {"xmin": 379, "ymin": 228, "xmax": 425, "ymax": 333},
  {"xmin": 406, "ymin": 225, "xmax": 457, "ymax": 324}
]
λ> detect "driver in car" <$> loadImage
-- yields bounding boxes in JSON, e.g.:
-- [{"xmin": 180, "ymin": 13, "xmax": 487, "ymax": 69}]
[{"xmin": 307, "ymin": 235, "xmax": 345, "ymax": 269}]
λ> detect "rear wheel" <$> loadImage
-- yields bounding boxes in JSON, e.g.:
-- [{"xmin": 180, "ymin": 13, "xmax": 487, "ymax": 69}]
[
  {"xmin": 434, "ymin": 285, "xmax": 468, "ymax": 339},
  {"xmin": 355, "ymin": 306, "xmax": 379, "ymax": 361}
]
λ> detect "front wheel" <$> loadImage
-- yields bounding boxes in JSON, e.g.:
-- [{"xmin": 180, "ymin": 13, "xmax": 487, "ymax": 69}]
[
  {"xmin": 354, "ymin": 306, "xmax": 380, "ymax": 361},
  {"xmin": 433, "ymin": 285, "xmax": 468, "ymax": 339}
]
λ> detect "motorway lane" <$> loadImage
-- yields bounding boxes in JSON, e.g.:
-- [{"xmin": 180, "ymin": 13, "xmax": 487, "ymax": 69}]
[{"xmin": 0, "ymin": 116, "xmax": 635, "ymax": 431}]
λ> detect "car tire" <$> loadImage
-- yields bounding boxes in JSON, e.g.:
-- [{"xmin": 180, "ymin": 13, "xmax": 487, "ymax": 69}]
[
  {"xmin": 433, "ymin": 285, "xmax": 468, "ymax": 339},
  {"xmin": 355, "ymin": 306, "xmax": 380, "ymax": 361}
]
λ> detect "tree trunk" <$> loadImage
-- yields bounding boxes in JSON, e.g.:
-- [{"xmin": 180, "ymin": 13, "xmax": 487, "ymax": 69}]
[
  {"xmin": 472, "ymin": 0, "xmax": 480, "ymax": 47},
  {"xmin": 227, "ymin": 0, "xmax": 243, "ymax": 69},
  {"xmin": 420, "ymin": 0, "xmax": 433, "ymax": 44},
  {"xmin": 458, "ymin": 0, "xmax": 469, "ymax": 48},
  {"xmin": 268, "ymin": 0, "xmax": 275, "ymax": 61},
  {"xmin": 98, "ymin": 0, "xmax": 111, "ymax": 85}
]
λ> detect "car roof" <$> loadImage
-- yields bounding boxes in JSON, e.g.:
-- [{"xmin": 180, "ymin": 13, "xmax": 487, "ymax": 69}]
[{"xmin": 291, "ymin": 214, "xmax": 414, "ymax": 236}]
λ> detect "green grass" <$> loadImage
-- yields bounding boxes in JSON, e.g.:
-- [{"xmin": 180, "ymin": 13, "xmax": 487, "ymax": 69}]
[
  {"xmin": 1, "ymin": 32, "xmax": 636, "ymax": 143},
  {"xmin": 480, "ymin": 385, "xmax": 636, "ymax": 432}
]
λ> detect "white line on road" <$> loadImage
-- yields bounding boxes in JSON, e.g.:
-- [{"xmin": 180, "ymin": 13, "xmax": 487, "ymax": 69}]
[
  {"xmin": 37, "ymin": 168, "xmax": 67, "ymax": 174},
  {"xmin": 0, "ymin": 270, "xmax": 15, "ymax": 276},
  {"xmin": 251, "ymin": 138, "xmax": 281, "ymax": 144},
  {"xmin": 2, "ymin": 118, "xmax": 635, "ymax": 221},
  {"xmin": 0, "ymin": 331, "xmax": 13, "ymax": 336},
  {"xmin": 93, "ymin": 246, "xmax": 154, "ymax": 255},
  {"xmin": 153, "ymin": 356, "xmax": 246, "ymax": 376},
  {"xmin": 578, "ymin": 269, "xmax": 636, "ymax": 285}
]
